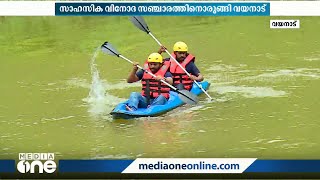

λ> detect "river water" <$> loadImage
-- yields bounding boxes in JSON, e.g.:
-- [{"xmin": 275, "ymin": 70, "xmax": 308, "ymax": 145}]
[{"xmin": 0, "ymin": 16, "xmax": 319, "ymax": 160}]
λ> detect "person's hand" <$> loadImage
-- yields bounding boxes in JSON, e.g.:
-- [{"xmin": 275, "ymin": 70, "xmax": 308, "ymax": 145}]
[
  {"xmin": 155, "ymin": 75, "xmax": 165, "ymax": 81},
  {"xmin": 189, "ymin": 75, "xmax": 198, "ymax": 81},
  {"xmin": 133, "ymin": 62, "xmax": 139, "ymax": 71},
  {"xmin": 158, "ymin": 45, "xmax": 167, "ymax": 54}
]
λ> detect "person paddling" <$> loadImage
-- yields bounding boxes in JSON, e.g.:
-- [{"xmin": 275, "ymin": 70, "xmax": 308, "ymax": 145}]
[
  {"xmin": 126, "ymin": 53, "xmax": 173, "ymax": 111},
  {"xmin": 158, "ymin": 41, "xmax": 204, "ymax": 90}
]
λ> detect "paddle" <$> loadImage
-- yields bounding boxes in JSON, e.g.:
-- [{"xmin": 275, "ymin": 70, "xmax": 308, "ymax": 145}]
[
  {"xmin": 101, "ymin": 42, "xmax": 199, "ymax": 105},
  {"xmin": 130, "ymin": 16, "xmax": 213, "ymax": 101}
]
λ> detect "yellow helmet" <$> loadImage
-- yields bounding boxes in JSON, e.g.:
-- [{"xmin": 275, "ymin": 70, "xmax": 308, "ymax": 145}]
[
  {"xmin": 173, "ymin": 41, "xmax": 188, "ymax": 52},
  {"xmin": 147, "ymin": 53, "xmax": 163, "ymax": 63}
]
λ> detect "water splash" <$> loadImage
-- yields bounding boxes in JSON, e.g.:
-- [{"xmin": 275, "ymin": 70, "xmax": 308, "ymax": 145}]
[
  {"xmin": 83, "ymin": 47, "xmax": 124, "ymax": 118},
  {"xmin": 88, "ymin": 49, "xmax": 105, "ymax": 102}
]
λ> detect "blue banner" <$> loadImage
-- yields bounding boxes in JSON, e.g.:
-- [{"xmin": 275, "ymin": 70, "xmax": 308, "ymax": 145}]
[
  {"xmin": 58, "ymin": 159, "xmax": 320, "ymax": 173},
  {"xmin": 2, "ymin": 159, "xmax": 320, "ymax": 174},
  {"xmin": 245, "ymin": 160, "xmax": 320, "ymax": 172},
  {"xmin": 55, "ymin": 2, "xmax": 270, "ymax": 16},
  {"xmin": 0, "ymin": 160, "xmax": 15, "ymax": 172},
  {"xmin": 59, "ymin": 160, "xmax": 134, "ymax": 172}
]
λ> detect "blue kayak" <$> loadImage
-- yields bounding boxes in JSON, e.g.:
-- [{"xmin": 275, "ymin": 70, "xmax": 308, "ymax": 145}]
[{"xmin": 110, "ymin": 81, "xmax": 210, "ymax": 119}]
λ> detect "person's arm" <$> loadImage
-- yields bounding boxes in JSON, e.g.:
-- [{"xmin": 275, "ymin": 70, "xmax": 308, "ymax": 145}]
[
  {"xmin": 154, "ymin": 72, "xmax": 173, "ymax": 85},
  {"xmin": 195, "ymin": 73, "xmax": 204, "ymax": 82},
  {"xmin": 187, "ymin": 62, "xmax": 204, "ymax": 82},
  {"xmin": 164, "ymin": 72, "xmax": 173, "ymax": 85},
  {"xmin": 127, "ymin": 62, "xmax": 141, "ymax": 83},
  {"xmin": 158, "ymin": 45, "xmax": 167, "ymax": 54}
]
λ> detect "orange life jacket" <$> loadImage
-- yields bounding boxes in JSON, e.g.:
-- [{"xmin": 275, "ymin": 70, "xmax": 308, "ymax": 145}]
[
  {"xmin": 141, "ymin": 61, "xmax": 171, "ymax": 99},
  {"xmin": 170, "ymin": 53, "xmax": 195, "ymax": 90}
]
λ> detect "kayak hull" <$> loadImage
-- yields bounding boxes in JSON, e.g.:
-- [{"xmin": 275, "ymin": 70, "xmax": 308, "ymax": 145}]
[{"xmin": 110, "ymin": 81, "xmax": 210, "ymax": 119}]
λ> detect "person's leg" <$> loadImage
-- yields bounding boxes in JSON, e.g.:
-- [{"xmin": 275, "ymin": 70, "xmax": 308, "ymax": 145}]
[
  {"xmin": 138, "ymin": 95, "xmax": 148, "ymax": 108},
  {"xmin": 126, "ymin": 92, "xmax": 140, "ymax": 111},
  {"xmin": 127, "ymin": 92, "xmax": 148, "ymax": 110},
  {"xmin": 150, "ymin": 95, "xmax": 168, "ymax": 106}
]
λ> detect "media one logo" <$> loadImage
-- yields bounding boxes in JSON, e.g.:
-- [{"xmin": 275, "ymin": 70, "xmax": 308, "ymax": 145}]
[{"xmin": 17, "ymin": 153, "xmax": 56, "ymax": 173}]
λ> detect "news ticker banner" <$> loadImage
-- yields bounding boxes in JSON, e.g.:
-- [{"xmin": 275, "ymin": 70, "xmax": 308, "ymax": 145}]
[
  {"xmin": 1, "ymin": 1, "xmax": 320, "ymax": 16},
  {"xmin": 2, "ymin": 158, "xmax": 320, "ymax": 173}
]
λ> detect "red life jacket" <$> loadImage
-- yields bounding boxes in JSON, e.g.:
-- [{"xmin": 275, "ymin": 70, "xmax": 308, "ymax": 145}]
[
  {"xmin": 170, "ymin": 53, "xmax": 195, "ymax": 90},
  {"xmin": 141, "ymin": 61, "xmax": 171, "ymax": 99}
]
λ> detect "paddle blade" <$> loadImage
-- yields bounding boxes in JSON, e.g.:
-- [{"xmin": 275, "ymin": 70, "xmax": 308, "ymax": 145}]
[
  {"xmin": 101, "ymin": 42, "xmax": 119, "ymax": 56},
  {"xmin": 178, "ymin": 90, "xmax": 198, "ymax": 105},
  {"xmin": 130, "ymin": 16, "xmax": 150, "ymax": 33}
]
